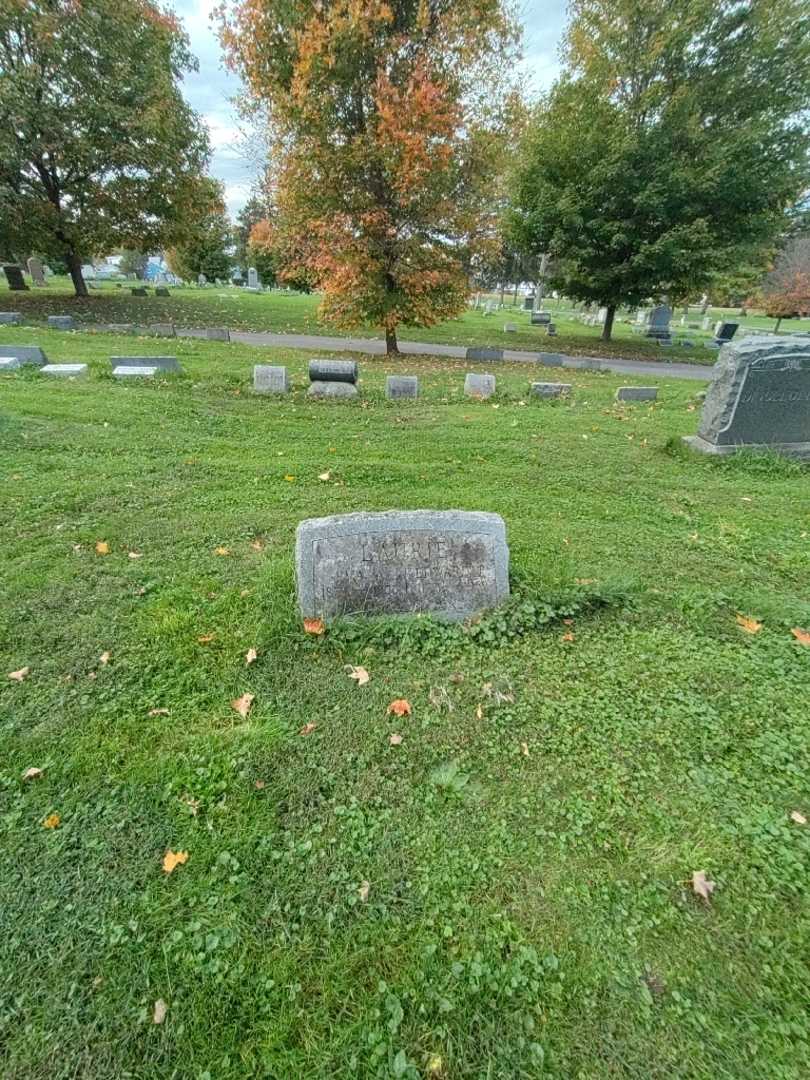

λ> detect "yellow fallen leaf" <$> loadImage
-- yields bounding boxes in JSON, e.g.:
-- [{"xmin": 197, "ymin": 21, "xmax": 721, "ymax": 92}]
[
  {"xmin": 520, "ymin": 742, "xmax": 529, "ymax": 757},
  {"xmin": 198, "ymin": 633, "xmax": 216, "ymax": 644},
  {"xmin": 231, "ymin": 692, "xmax": 254, "ymax": 718},
  {"xmin": 318, "ymin": 470, "xmax": 331, "ymax": 481},
  {"xmin": 22, "ymin": 766, "xmax": 43, "ymax": 781},
  {"xmin": 387, "ymin": 699, "xmax": 412, "ymax": 717},
  {"xmin": 790, "ymin": 810, "xmax": 807, "ymax": 825},
  {"xmin": 303, "ymin": 618, "xmax": 325, "ymax": 635},
  {"xmin": 250, "ymin": 539, "xmax": 264, "ymax": 552},
  {"xmin": 245, "ymin": 647, "xmax": 258, "ymax": 665},
  {"xmin": 162, "ymin": 849, "xmax": 188, "ymax": 874},
  {"xmin": 99, "ymin": 651, "xmax": 111, "ymax": 665},
  {"xmin": 389, "ymin": 732, "xmax": 403, "ymax": 745},
  {"xmin": 95, "ymin": 541, "xmax": 109, "ymax": 555},
  {"xmin": 128, "ymin": 551, "xmax": 143, "ymax": 559},
  {"xmin": 153, "ymin": 998, "xmax": 167, "ymax": 1024},
  {"xmin": 790, "ymin": 627, "xmax": 810, "ymax": 646},
  {"xmin": 43, "ymin": 813, "xmax": 60, "ymax": 829},
  {"xmin": 735, "ymin": 613, "xmax": 762, "ymax": 634},
  {"xmin": 8, "ymin": 666, "xmax": 30, "ymax": 682},
  {"xmin": 148, "ymin": 707, "xmax": 170, "ymax": 716},
  {"xmin": 347, "ymin": 665, "xmax": 370, "ymax": 686},
  {"xmin": 214, "ymin": 546, "xmax": 230, "ymax": 556},
  {"xmin": 299, "ymin": 721, "xmax": 317, "ymax": 736},
  {"xmin": 475, "ymin": 703, "xmax": 483, "ymax": 720},
  {"xmin": 358, "ymin": 880, "xmax": 370, "ymax": 902},
  {"xmin": 691, "ymin": 869, "xmax": 716, "ymax": 901},
  {"xmin": 284, "ymin": 474, "xmax": 296, "ymax": 482}
]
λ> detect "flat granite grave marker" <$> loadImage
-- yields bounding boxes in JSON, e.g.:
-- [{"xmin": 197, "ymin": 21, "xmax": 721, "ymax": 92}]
[
  {"xmin": 531, "ymin": 382, "xmax": 571, "ymax": 398},
  {"xmin": 296, "ymin": 510, "xmax": 510, "ymax": 621},
  {"xmin": 464, "ymin": 372, "xmax": 496, "ymax": 399},
  {"xmin": 466, "ymin": 347, "xmax": 503, "ymax": 363},
  {"xmin": 254, "ymin": 365, "xmax": 289, "ymax": 394},
  {"xmin": 206, "ymin": 327, "xmax": 230, "ymax": 342},
  {"xmin": 110, "ymin": 356, "xmax": 182, "ymax": 373},
  {"xmin": 0, "ymin": 345, "xmax": 47, "ymax": 366},
  {"xmin": 113, "ymin": 365, "xmax": 159, "ymax": 379},
  {"xmin": 531, "ymin": 311, "xmax": 551, "ymax": 325},
  {"xmin": 149, "ymin": 323, "xmax": 176, "ymax": 337},
  {"xmin": 385, "ymin": 375, "xmax": 418, "ymax": 400},
  {"xmin": 0, "ymin": 312, "xmax": 22, "ymax": 325},
  {"xmin": 616, "ymin": 386, "xmax": 658, "ymax": 401},
  {"xmin": 0, "ymin": 358, "xmax": 22, "ymax": 372},
  {"xmin": 308, "ymin": 381, "xmax": 358, "ymax": 400},
  {"xmin": 155, "ymin": 287, "xmax": 171, "ymax": 297},
  {"xmin": 537, "ymin": 352, "xmax": 565, "ymax": 368},
  {"xmin": 47, "ymin": 315, "xmax": 74, "ymax": 330},
  {"xmin": 503, "ymin": 322, "xmax": 517, "ymax": 333},
  {"xmin": 41, "ymin": 364, "xmax": 88, "ymax": 378},
  {"xmin": 130, "ymin": 287, "xmax": 148, "ymax": 297},
  {"xmin": 107, "ymin": 323, "xmax": 134, "ymax": 334},
  {"xmin": 309, "ymin": 358, "xmax": 358, "ymax": 384},
  {"xmin": 3, "ymin": 265, "xmax": 29, "ymax": 291},
  {"xmin": 683, "ymin": 334, "xmax": 810, "ymax": 458}
]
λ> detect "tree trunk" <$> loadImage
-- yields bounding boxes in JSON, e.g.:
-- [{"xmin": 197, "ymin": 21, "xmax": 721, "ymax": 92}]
[
  {"xmin": 513, "ymin": 281, "xmax": 519, "ymax": 305},
  {"xmin": 601, "ymin": 304, "xmax": 616, "ymax": 341},
  {"xmin": 774, "ymin": 317, "xmax": 782, "ymax": 333},
  {"xmin": 499, "ymin": 282, "xmax": 505, "ymax": 306},
  {"xmin": 385, "ymin": 326, "xmax": 399, "ymax": 355},
  {"xmin": 66, "ymin": 250, "xmax": 88, "ymax": 297},
  {"xmin": 533, "ymin": 252, "xmax": 549, "ymax": 312}
]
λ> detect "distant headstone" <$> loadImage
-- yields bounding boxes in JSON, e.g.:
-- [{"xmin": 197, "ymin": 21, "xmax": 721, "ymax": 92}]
[
  {"xmin": 130, "ymin": 287, "xmax": 148, "ymax": 297},
  {"xmin": 3, "ymin": 265, "xmax": 29, "ymax": 291},
  {"xmin": 205, "ymin": 327, "xmax": 230, "ymax": 342},
  {"xmin": 683, "ymin": 334, "xmax": 810, "ymax": 459},
  {"xmin": 308, "ymin": 381, "xmax": 358, "ymax": 400},
  {"xmin": 107, "ymin": 323, "xmax": 134, "ymax": 333},
  {"xmin": 309, "ymin": 358, "xmax": 357, "ymax": 384},
  {"xmin": 41, "ymin": 363, "xmax": 88, "ymax": 378},
  {"xmin": 635, "ymin": 309, "xmax": 648, "ymax": 325},
  {"xmin": 385, "ymin": 375, "xmax": 419, "ymax": 400},
  {"xmin": 0, "ymin": 345, "xmax": 47, "ymax": 366},
  {"xmin": 531, "ymin": 382, "xmax": 571, "ymax": 398},
  {"xmin": 113, "ymin": 365, "xmax": 159, "ymax": 379},
  {"xmin": 149, "ymin": 323, "xmax": 176, "ymax": 337},
  {"xmin": 503, "ymin": 323, "xmax": 518, "ymax": 333},
  {"xmin": 466, "ymin": 347, "xmax": 503, "ymax": 363},
  {"xmin": 254, "ymin": 365, "xmax": 289, "ymax": 394},
  {"xmin": 701, "ymin": 316, "xmax": 711, "ymax": 331},
  {"xmin": 47, "ymin": 315, "xmax": 74, "ymax": 330},
  {"xmin": 464, "ymin": 372, "xmax": 496, "ymax": 399},
  {"xmin": 110, "ymin": 356, "xmax": 181, "ymax": 373},
  {"xmin": 0, "ymin": 312, "xmax": 22, "ymax": 325},
  {"xmin": 523, "ymin": 295, "xmax": 535, "ymax": 311},
  {"xmin": 531, "ymin": 311, "xmax": 551, "ymax": 325},
  {"xmin": 616, "ymin": 386, "xmax": 658, "ymax": 401},
  {"xmin": 248, "ymin": 267, "xmax": 259, "ymax": 289},
  {"xmin": 27, "ymin": 257, "xmax": 46, "ymax": 286},
  {"xmin": 597, "ymin": 307, "xmax": 608, "ymax": 324},
  {"xmin": 645, "ymin": 304, "xmax": 672, "ymax": 341},
  {"xmin": 296, "ymin": 509, "xmax": 510, "ymax": 621},
  {"xmin": 197, "ymin": 273, "xmax": 207, "ymax": 287},
  {"xmin": 155, "ymin": 287, "xmax": 171, "ymax": 297},
  {"xmin": 0, "ymin": 358, "xmax": 22, "ymax": 372},
  {"xmin": 714, "ymin": 321, "xmax": 739, "ymax": 345},
  {"xmin": 546, "ymin": 323, "xmax": 557, "ymax": 336}
]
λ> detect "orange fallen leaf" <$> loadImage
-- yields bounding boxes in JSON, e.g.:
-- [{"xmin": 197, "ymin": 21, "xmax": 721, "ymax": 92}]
[
  {"xmin": 691, "ymin": 869, "xmax": 716, "ymax": 901},
  {"xmin": 790, "ymin": 627, "xmax": 810, "ymax": 646},
  {"xmin": 8, "ymin": 666, "xmax": 30, "ymax": 682},
  {"xmin": 735, "ymin": 613, "xmax": 762, "ymax": 634},
  {"xmin": 43, "ymin": 813, "xmax": 60, "ymax": 829},
  {"xmin": 250, "ymin": 538, "xmax": 264, "ymax": 551},
  {"xmin": 358, "ymin": 880, "xmax": 370, "ymax": 902},
  {"xmin": 99, "ymin": 651, "xmax": 111, "ymax": 665},
  {"xmin": 22, "ymin": 767, "xmax": 44, "ymax": 781},
  {"xmin": 153, "ymin": 998, "xmax": 167, "ymax": 1025},
  {"xmin": 245, "ymin": 647, "xmax": 258, "ymax": 665},
  {"xmin": 214, "ymin": 546, "xmax": 230, "ymax": 556},
  {"xmin": 347, "ymin": 665, "xmax": 370, "ymax": 686},
  {"xmin": 148, "ymin": 707, "xmax": 170, "ymax": 716},
  {"xmin": 389, "ymin": 732, "xmax": 403, "ymax": 745},
  {"xmin": 198, "ymin": 633, "xmax": 216, "ymax": 644},
  {"xmin": 299, "ymin": 721, "xmax": 317, "ymax": 736},
  {"xmin": 95, "ymin": 541, "xmax": 110, "ymax": 555},
  {"xmin": 303, "ymin": 618, "xmax": 325, "ymax": 635},
  {"xmin": 254, "ymin": 779, "xmax": 266, "ymax": 790},
  {"xmin": 562, "ymin": 632, "xmax": 575, "ymax": 642},
  {"xmin": 231, "ymin": 692, "xmax": 254, "ymax": 718},
  {"xmin": 790, "ymin": 810, "xmax": 807, "ymax": 825},
  {"xmin": 387, "ymin": 699, "xmax": 412, "ymax": 717},
  {"xmin": 162, "ymin": 849, "xmax": 188, "ymax": 874}
]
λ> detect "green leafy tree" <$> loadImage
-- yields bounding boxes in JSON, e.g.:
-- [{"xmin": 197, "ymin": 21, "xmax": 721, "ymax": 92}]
[
  {"xmin": 118, "ymin": 250, "xmax": 149, "ymax": 280},
  {"xmin": 0, "ymin": 0, "xmax": 210, "ymax": 297},
  {"xmin": 166, "ymin": 181, "xmax": 233, "ymax": 282},
  {"xmin": 510, "ymin": 0, "xmax": 810, "ymax": 340}
]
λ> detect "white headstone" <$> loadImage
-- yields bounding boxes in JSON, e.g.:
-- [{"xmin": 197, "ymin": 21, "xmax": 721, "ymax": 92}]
[{"xmin": 248, "ymin": 267, "xmax": 259, "ymax": 289}]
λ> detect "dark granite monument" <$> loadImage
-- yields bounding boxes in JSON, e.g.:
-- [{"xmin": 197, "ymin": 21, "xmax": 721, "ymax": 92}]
[
  {"xmin": 683, "ymin": 335, "xmax": 810, "ymax": 459},
  {"xmin": 3, "ymin": 265, "xmax": 29, "ymax": 291},
  {"xmin": 110, "ymin": 355, "xmax": 182, "ymax": 373}
]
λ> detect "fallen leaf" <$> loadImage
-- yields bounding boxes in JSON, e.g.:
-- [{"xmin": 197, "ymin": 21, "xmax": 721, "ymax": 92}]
[
  {"xmin": 95, "ymin": 541, "xmax": 109, "ymax": 555},
  {"xmin": 387, "ymin": 699, "xmax": 412, "ymax": 717},
  {"xmin": 250, "ymin": 539, "xmax": 264, "ymax": 551},
  {"xmin": 153, "ymin": 998, "xmax": 167, "ymax": 1025},
  {"xmin": 318, "ymin": 470, "xmax": 331, "ymax": 481},
  {"xmin": 299, "ymin": 721, "xmax": 317, "ymax": 736},
  {"xmin": 389, "ymin": 732, "xmax": 403, "ymax": 745},
  {"xmin": 8, "ymin": 666, "xmax": 30, "ymax": 682},
  {"xmin": 284, "ymin": 474, "xmax": 296, "ymax": 482},
  {"xmin": 562, "ymin": 632, "xmax": 575, "ymax": 642},
  {"xmin": 790, "ymin": 627, "xmax": 810, "ymax": 646},
  {"xmin": 691, "ymin": 869, "xmax": 716, "ymax": 902},
  {"xmin": 562, "ymin": 618, "xmax": 574, "ymax": 625},
  {"xmin": 99, "ymin": 651, "xmax": 111, "ymax": 665},
  {"xmin": 214, "ymin": 546, "xmax": 230, "ymax": 556},
  {"xmin": 790, "ymin": 810, "xmax": 807, "ymax": 825},
  {"xmin": 475, "ymin": 703, "xmax": 483, "ymax": 720},
  {"xmin": 735, "ymin": 613, "xmax": 762, "ymax": 634},
  {"xmin": 128, "ymin": 551, "xmax": 143, "ymax": 559},
  {"xmin": 449, "ymin": 672, "xmax": 464, "ymax": 685},
  {"xmin": 254, "ymin": 779, "xmax": 266, "ymax": 790},
  {"xmin": 575, "ymin": 578, "xmax": 596, "ymax": 586},
  {"xmin": 245, "ymin": 647, "xmax": 258, "ymax": 665},
  {"xmin": 303, "ymin": 618, "xmax": 325, "ymax": 635},
  {"xmin": 231, "ymin": 692, "xmax": 254, "ymax": 718},
  {"xmin": 520, "ymin": 742, "xmax": 529, "ymax": 757},
  {"xmin": 22, "ymin": 767, "xmax": 43, "ymax": 781},
  {"xmin": 347, "ymin": 665, "xmax": 370, "ymax": 686},
  {"xmin": 358, "ymin": 880, "xmax": 370, "ymax": 902},
  {"xmin": 43, "ymin": 813, "xmax": 60, "ymax": 829},
  {"xmin": 162, "ymin": 849, "xmax": 188, "ymax": 874},
  {"xmin": 180, "ymin": 794, "xmax": 200, "ymax": 816},
  {"xmin": 198, "ymin": 633, "xmax": 216, "ymax": 644},
  {"xmin": 148, "ymin": 707, "xmax": 170, "ymax": 717}
]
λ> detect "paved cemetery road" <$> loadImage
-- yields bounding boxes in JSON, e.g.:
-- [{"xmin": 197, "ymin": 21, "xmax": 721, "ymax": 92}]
[{"xmin": 176, "ymin": 328, "xmax": 714, "ymax": 382}]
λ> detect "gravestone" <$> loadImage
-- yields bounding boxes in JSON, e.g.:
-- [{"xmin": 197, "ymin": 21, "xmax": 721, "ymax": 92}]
[
  {"xmin": 644, "ymin": 304, "xmax": 672, "ymax": 341},
  {"xmin": 113, "ymin": 365, "xmax": 158, "ymax": 379},
  {"xmin": 546, "ymin": 323, "xmax": 557, "ymax": 336},
  {"xmin": 47, "ymin": 315, "xmax": 74, "ymax": 330},
  {"xmin": 616, "ymin": 386, "xmax": 658, "ymax": 401},
  {"xmin": 110, "ymin": 356, "xmax": 182, "ymax": 373},
  {"xmin": 597, "ymin": 307, "xmax": 608, "ymax": 324},
  {"xmin": 130, "ymin": 287, "xmax": 148, "ymax": 297},
  {"xmin": 309, "ymin": 358, "xmax": 357, "ymax": 384},
  {"xmin": 523, "ymin": 295, "xmax": 535, "ymax": 311},
  {"xmin": 701, "ymin": 316, "xmax": 711, "ymax": 331},
  {"xmin": 107, "ymin": 323, "xmax": 134, "ymax": 333},
  {"xmin": 464, "ymin": 372, "xmax": 496, "ymax": 399},
  {"xmin": 197, "ymin": 273, "xmax": 207, "ymax": 286},
  {"xmin": 714, "ymin": 321, "xmax": 739, "ymax": 345},
  {"xmin": 537, "ymin": 353, "xmax": 565, "ymax": 367},
  {"xmin": 385, "ymin": 375, "xmax": 418, "ymax": 400},
  {"xmin": 248, "ymin": 267, "xmax": 258, "ymax": 289},
  {"xmin": 296, "ymin": 510, "xmax": 509, "ymax": 622},
  {"xmin": 682, "ymin": 334, "xmax": 810, "ymax": 458},
  {"xmin": 308, "ymin": 381, "xmax": 358, "ymax": 400},
  {"xmin": 635, "ymin": 310, "xmax": 648, "ymax": 326},
  {"xmin": 3, "ymin": 265, "xmax": 29, "ymax": 291},
  {"xmin": 503, "ymin": 323, "xmax": 518, "ymax": 333},
  {"xmin": 0, "ymin": 358, "xmax": 21, "ymax": 372},
  {"xmin": 0, "ymin": 345, "xmax": 47, "ymax": 366},
  {"xmin": 0, "ymin": 312, "xmax": 22, "ymax": 325},
  {"xmin": 466, "ymin": 347, "xmax": 503, "ymax": 363},
  {"xmin": 41, "ymin": 363, "xmax": 88, "ymax": 378},
  {"xmin": 531, "ymin": 311, "xmax": 551, "ymax": 326},
  {"xmin": 206, "ymin": 327, "xmax": 230, "ymax": 342},
  {"xmin": 254, "ymin": 365, "xmax": 289, "ymax": 394},
  {"xmin": 27, "ymin": 257, "xmax": 46, "ymax": 286},
  {"xmin": 149, "ymin": 323, "xmax": 176, "ymax": 337},
  {"xmin": 531, "ymin": 382, "xmax": 571, "ymax": 398},
  {"xmin": 155, "ymin": 287, "xmax": 171, "ymax": 297}
]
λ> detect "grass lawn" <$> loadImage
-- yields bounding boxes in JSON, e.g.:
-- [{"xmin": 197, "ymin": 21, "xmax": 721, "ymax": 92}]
[
  {"xmin": 2, "ymin": 328, "xmax": 810, "ymax": 1079},
  {"xmin": 9, "ymin": 277, "xmax": 805, "ymax": 366}
]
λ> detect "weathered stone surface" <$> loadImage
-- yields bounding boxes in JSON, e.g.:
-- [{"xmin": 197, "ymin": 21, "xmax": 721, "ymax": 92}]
[
  {"xmin": 385, "ymin": 375, "xmax": 418, "ymax": 400},
  {"xmin": 296, "ymin": 509, "xmax": 510, "ymax": 621},
  {"xmin": 27, "ymin": 256, "xmax": 46, "ymax": 286},
  {"xmin": 309, "ymin": 358, "xmax": 358, "ymax": 384},
  {"xmin": 41, "ymin": 363, "xmax": 88, "ymax": 377},
  {"xmin": 464, "ymin": 372, "xmax": 496, "ymax": 399},
  {"xmin": 616, "ymin": 386, "xmax": 658, "ymax": 401},
  {"xmin": 503, "ymin": 323, "xmax": 518, "ymax": 333},
  {"xmin": 714, "ymin": 321, "xmax": 739, "ymax": 344},
  {"xmin": 113, "ymin": 365, "xmax": 159, "ymax": 378},
  {"xmin": 107, "ymin": 323, "xmax": 134, "ymax": 334},
  {"xmin": 0, "ymin": 345, "xmax": 47, "ymax": 366},
  {"xmin": 110, "ymin": 355, "xmax": 181, "ymax": 373},
  {"xmin": 206, "ymin": 327, "xmax": 230, "ymax": 341},
  {"xmin": 466, "ymin": 347, "xmax": 504, "ymax": 363},
  {"xmin": 149, "ymin": 323, "xmax": 176, "ymax": 337},
  {"xmin": 644, "ymin": 304, "xmax": 672, "ymax": 340},
  {"xmin": 0, "ymin": 358, "xmax": 22, "ymax": 371},
  {"xmin": 531, "ymin": 311, "xmax": 551, "ymax": 325},
  {"xmin": 47, "ymin": 315, "xmax": 74, "ymax": 330},
  {"xmin": 537, "ymin": 352, "xmax": 565, "ymax": 368},
  {"xmin": 254, "ymin": 365, "xmax": 289, "ymax": 394},
  {"xmin": 531, "ymin": 382, "xmax": 571, "ymax": 398},
  {"xmin": 308, "ymin": 380, "xmax": 358, "ymax": 399},
  {"xmin": 3, "ymin": 265, "xmax": 29, "ymax": 290},
  {"xmin": 248, "ymin": 267, "xmax": 259, "ymax": 289},
  {"xmin": 130, "ymin": 287, "xmax": 148, "ymax": 296},
  {"xmin": 155, "ymin": 287, "xmax": 171, "ymax": 297},
  {"xmin": 683, "ymin": 334, "xmax": 810, "ymax": 458},
  {"xmin": 0, "ymin": 312, "xmax": 22, "ymax": 325}
]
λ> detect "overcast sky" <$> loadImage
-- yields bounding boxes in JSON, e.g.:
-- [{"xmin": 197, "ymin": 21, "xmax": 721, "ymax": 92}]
[{"xmin": 171, "ymin": 0, "xmax": 568, "ymax": 218}]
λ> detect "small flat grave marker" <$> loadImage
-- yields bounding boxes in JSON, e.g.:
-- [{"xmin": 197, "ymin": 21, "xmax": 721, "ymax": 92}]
[
  {"xmin": 537, "ymin": 352, "xmax": 565, "ymax": 367},
  {"xmin": 110, "ymin": 356, "xmax": 182, "ymax": 373},
  {"xmin": 149, "ymin": 323, "xmax": 176, "ymax": 337},
  {"xmin": 113, "ymin": 365, "xmax": 159, "ymax": 379},
  {"xmin": 466, "ymin": 347, "xmax": 503, "ymax": 363},
  {"xmin": 616, "ymin": 386, "xmax": 658, "ymax": 401},
  {"xmin": 0, "ymin": 358, "xmax": 21, "ymax": 372},
  {"xmin": 41, "ymin": 363, "xmax": 88, "ymax": 378},
  {"xmin": 385, "ymin": 375, "xmax": 419, "ymax": 400},
  {"xmin": 206, "ymin": 327, "xmax": 230, "ymax": 342},
  {"xmin": 47, "ymin": 315, "xmax": 74, "ymax": 330},
  {"xmin": 503, "ymin": 323, "xmax": 518, "ymax": 333},
  {"xmin": 0, "ymin": 345, "xmax": 47, "ymax": 366},
  {"xmin": 254, "ymin": 365, "xmax": 289, "ymax": 394},
  {"xmin": 308, "ymin": 381, "xmax": 358, "ymax": 399},
  {"xmin": 464, "ymin": 372, "xmax": 496, "ymax": 399},
  {"xmin": 531, "ymin": 382, "xmax": 571, "ymax": 398},
  {"xmin": 0, "ymin": 312, "xmax": 22, "ymax": 325}
]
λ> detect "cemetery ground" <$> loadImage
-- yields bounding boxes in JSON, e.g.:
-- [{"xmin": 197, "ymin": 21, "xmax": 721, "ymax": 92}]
[
  {"xmin": 2, "ymin": 329, "xmax": 810, "ymax": 1080},
  {"xmin": 10, "ymin": 277, "xmax": 810, "ymax": 365}
]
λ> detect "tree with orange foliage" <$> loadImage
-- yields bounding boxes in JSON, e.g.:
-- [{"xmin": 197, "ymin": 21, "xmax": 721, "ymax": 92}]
[
  {"xmin": 219, "ymin": 0, "xmax": 520, "ymax": 353},
  {"xmin": 762, "ymin": 236, "xmax": 810, "ymax": 332}
]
